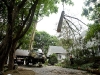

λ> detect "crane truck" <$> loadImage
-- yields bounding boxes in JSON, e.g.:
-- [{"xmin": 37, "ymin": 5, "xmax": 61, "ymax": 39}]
[{"xmin": 14, "ymin": 48, "xmax": 46, "ymax": 66}]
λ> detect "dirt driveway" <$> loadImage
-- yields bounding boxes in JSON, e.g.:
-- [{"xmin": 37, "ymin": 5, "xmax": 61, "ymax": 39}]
[{"xmin": 19, "ymin": 66, "xmax": 96, "ymax": 75}]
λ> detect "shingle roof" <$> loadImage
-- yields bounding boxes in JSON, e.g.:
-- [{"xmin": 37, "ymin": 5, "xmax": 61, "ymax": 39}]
[{"xmin": 47, "ymin": 46, "xmax": 67, "ymax": 57}]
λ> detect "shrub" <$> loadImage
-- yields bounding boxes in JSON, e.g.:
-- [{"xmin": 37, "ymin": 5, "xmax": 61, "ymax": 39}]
[
  {"xmin": 61, "ymin": 58, "xmax": 70, "ymax": 68},
  {"xmin": 74, "ymin": 58, "xmax": 84, "ymax": 65},
  {"xmin": 48, "ymin": 54, "xmax": 58, "ymax": 65}
]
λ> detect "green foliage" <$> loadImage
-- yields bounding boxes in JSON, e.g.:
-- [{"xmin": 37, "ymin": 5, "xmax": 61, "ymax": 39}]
[
  {"xmin": 17, "ymin": 23, "xmax": 35, "ymax": 49},
  {"xmin": 60, "ymin": 38, "xmax": 73, "ymax": 50},
  {"xmin": 80, "ymin": 63, "xmax": 93, "ymax": 69},
  {"xmin": 61, "ymin": 58, "xmax": 70, "ymax": 68},
  {"xmin": 55, "ymin": 62, "xmax": 62, "ymax": 66},
  {"xmin": 44, "ymin": 59, "xmax": 49, "ymax": 66},
  {"xmin": 82, "ymin": 8, "xmax": 89, "ymax": 17},
  {"xmin": 74, "ymin": 58, "xmax": 86, "ymax": 65},
  {"xmin": 82, "ymin": 0, "xmax": 100, "ymax": 21},
  {"xmin": 91, "ymin": 56, "xmax": 100, "ymax": 68},
  {"xmin": 0, "ymin": 0, "xmax": 73, "ymax": 48},
  {"xmin": 48, "ymin": 53, "xmax": 58, "ymax": 65},
  {"xmin": 85, "ymin": 24, "xmax": 100, "ymax": 41},
  {"xmin": 34, "ymin": 31, "xmax": 50, "ymax": 48},
  {"xmin": 36, "ymin": 0, "xmax": 59, "ymax": 17},
  {"xmin": 0, "ymin": 0, "xmax": 61, "ymax": 41},
  {"xmin": 78, "ymin": 57, "xmax": 100, "ymax": 69},
  {"xmin": 0, "ymin": 1, "xmax": 7, "ymax": 41},
  {"xmin": 74, "ymin": 57, "xmax": 90, "ymax": 66},
  {"xmin": 34, "ymin": 31, "xmax": 60, "ymax": 54},
  {"xmin": 0, "ymin": 0, "xmax": 74, "ymax": 71},
  {"xmin": 64, "ymin": 0, "xmax": 74, "ymax": 5}
]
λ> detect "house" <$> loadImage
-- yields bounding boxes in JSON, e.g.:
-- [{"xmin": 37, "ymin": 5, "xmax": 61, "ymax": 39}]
[{"xmin": 47, "ymin": 46, "xmax": 67, "ymax": 61}]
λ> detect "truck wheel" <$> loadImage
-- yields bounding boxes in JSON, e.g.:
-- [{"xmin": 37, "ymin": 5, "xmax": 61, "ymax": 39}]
[
  {"xmin": 13, "ymin": 64, "xmax": 18, "ymax": 70},
  {"xmin": 38, "ymin": 62, "xmax": 42, "ymax": 67},
  {"xmin": 26, "ymin": 60, "xmax": 29, "ymax": 65},
  {"xmin": 21, "ymin": 59, "xmax": 24, "ymax": 65}
]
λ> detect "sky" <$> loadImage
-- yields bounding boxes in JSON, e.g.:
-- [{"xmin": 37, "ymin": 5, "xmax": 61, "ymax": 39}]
[{"xmin": 36, "ymin": 0, "xmax": 89, "ymax": 36}]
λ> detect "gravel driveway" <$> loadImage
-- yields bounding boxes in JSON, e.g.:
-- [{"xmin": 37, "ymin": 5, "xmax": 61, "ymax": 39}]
[{"xmin": 19, "ymin": 66, "xmax": 96, "ymax": 75}]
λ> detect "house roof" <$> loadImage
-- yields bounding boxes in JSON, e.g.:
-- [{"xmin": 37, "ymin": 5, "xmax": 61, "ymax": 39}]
[{"xmin": 47, "ymin": 46, "xmax": 67, "ymax": 57}]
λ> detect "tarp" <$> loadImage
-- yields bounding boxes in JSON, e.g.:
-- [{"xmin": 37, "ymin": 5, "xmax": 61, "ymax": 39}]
[{"xmin": 15, "ymin": 49, "xmax": 29, "ymax": 56}]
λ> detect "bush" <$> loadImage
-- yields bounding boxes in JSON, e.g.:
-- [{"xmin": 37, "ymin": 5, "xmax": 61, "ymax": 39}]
[
  {"xmin": 61, "ymin": 58, "xmax": 70, "ymax": 68},
  {"xmin": 48, "ymin": 54, "xmax": 58, "ymax": 65},
  {"xmin": 80, "ymin": 63, "xmax": 93, "ymax": 70},
  {"xmin": 44, "ymin": 59, "xmax": 49, "ymax": 66},
  {"xmin": 74, "ymin": 57, "xmax": 93, "ymax": 66},
  {"xmin": 91, "ymin": 56, "xmax": 100, "ymax": 69},
  {"xmin": 74, "ymin": 58, "xmax": 84, "ymax": 65}
]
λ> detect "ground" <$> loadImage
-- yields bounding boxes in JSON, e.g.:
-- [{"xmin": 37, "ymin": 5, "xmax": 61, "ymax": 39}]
[
  {"xmin": 4, "ymin": 66, "xmax": 96, "ymax": 75},
  {"xmin": 4, "ymin": 67, "xmax": 35, "ymax": 75}
]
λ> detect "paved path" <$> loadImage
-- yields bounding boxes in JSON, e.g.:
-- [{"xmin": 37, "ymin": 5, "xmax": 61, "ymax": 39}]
[{"xmin": 19, "ymin": 66, "xmax": 96, "ymax": 75}]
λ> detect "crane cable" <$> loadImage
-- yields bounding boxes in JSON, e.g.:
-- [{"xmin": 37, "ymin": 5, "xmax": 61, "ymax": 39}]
[{"xmin": 62, "ymin": 0, "xmax": 65, "ymax": 11}]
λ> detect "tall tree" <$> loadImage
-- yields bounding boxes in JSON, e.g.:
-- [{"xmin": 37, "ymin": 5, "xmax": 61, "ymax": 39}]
[
  {"xmin": 34, "ymin": 31, "xmax": 60, "ymax": 54},
  {"xmin": 82, "ymin": 0, "xmax": 100, "ymax": 57},
  {"xmin": 82, "ymin": 0, "xmax": 100, "ymax": 41}
]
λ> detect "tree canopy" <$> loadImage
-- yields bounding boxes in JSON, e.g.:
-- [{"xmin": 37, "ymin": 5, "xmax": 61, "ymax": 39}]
[
  {"xmin": 82, "ymin": 0, "xmax": 100, "ymax": 22},
  {"xmin": 82, "ymin": 0, "xmax": 100, "ymax": 41},
  {"xmin": 33, "ymin": 31, "xmax": 60, "ymax": 54}
]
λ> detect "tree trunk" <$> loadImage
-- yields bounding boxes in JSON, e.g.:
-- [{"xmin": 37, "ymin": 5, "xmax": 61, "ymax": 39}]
[
  {"xmin": 8, "ymin": 41, "xmax": 17, "ymax": 70},
  {"xmin": 0, "ymin": 42, "xmax": 12, "ymax": 73},
  {"xmin": 0, "ymin": 28, "xmax": 13, "ymax": 72},
  {"xmin": 0, "ymin": 56, "xmax": 7, "ymax": 73},
  {"xmin": 8, "ymin": 51, "xmax": 15, "ymax": 70},
  {"xmin": 29, "ymin": 22, "xmax": 37, "ymax": 50},
  {"xmin": 0, "ymin": 7, "xmax": 13, "ymax": 72}
]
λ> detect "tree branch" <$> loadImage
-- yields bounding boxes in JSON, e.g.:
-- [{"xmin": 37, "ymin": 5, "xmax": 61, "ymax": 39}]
[
  {"xmin": 63, "ymin": 17, "xmax": 81, "ymax": 45},
  {"xmin": 15, "ymin": 0, "xmax": 39, "ymax": 40},
  {"xmin": 15, "ymin": 42, "xmax": 22, "ymax": 50},
  {"xmin": 64, "ymin": 18, "xmax": 76, "ymax": 37},
  {"xmin": 64, "ymin": 17, "xmax": 81, "ymax": 35},
  {"xmin": 64, "ymin": 17, "xmax": 81, "ymax": 33},
  {"xmin": 14, "ymin": 2, "xmax": 35, "ymax": 40},
  {"xmin": 65, "ymin": 14, "xmax": 87, "ymax": 26},
  {"xmin": 17, "ymin": 0, "xmax": 27, "ymax": 11},
  {"xmin": 2, "ymin": 0, "xmax": 9, "ymax": 7}
]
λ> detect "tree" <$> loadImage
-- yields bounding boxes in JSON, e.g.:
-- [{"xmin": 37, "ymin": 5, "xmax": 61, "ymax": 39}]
[
  {"xmin": 85, "ymin": 24, "xmax": 100, "ymax": 41},
  {"xmin": 34, "ymin": 31, "xmax": 60, "ymax": 55},
  {"xmin": 82, "ymin": 0, "xmax": 100, "ymax": 51},
  {"xmin": 59, "ymin": 38, "xmax": 73, "ymax": 50},
  {"xmin": 0, "ymin": 0, "xmax": 39, "ymax": 71},
  {"xmin": 18, "ymin": 26, "xmax": 33, "ymax": 49},
  {"xmin": 82, "ymin": 0, "xmax": 100, "ymax": 23},
  {"xmin": 0, "ymin": 0, "xmax": 62, "ymax": 72},
  {"xmin": 76, "ymin": 0, "xmax": 100, "ymax": 65}
]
